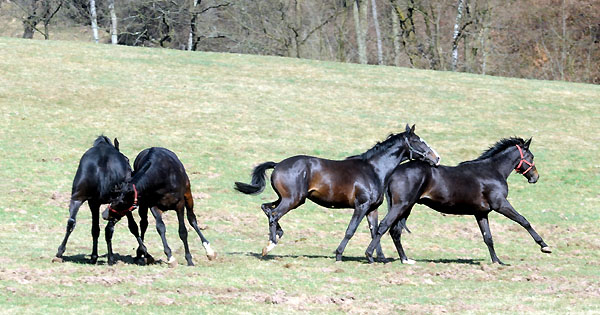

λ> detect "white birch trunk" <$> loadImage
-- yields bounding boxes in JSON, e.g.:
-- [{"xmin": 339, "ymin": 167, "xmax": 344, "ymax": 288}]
[
  {"xmin": 187, "ymin": 0, "xmax": 199, "ymax": 51},
  {"xmin": 451, "ymin": 0, "xmax": 464, "ymax": 71},
  {"xmin": 89, "ymin": 0, "xmax": 99, "ymax": 43},
  {"xmin": 371, "ymin": 0, "xmax": 383, "ymax": 65},
  {"xmin": 108, "ymin": 0, "xmax": 118, "ymax": 44}
]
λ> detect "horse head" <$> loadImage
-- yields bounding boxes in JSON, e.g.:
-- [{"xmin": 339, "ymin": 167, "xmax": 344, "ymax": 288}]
[
  {"xmin": 102, "ymin": 181, "xmax": 138, "ymax": 221},
  {"xmin": 515, "ymin": 138, "xmax": 538, "ymax": 184},
  {"xmin": 402, "ymin": 124, "xmax": 441, "ymax": 166}
]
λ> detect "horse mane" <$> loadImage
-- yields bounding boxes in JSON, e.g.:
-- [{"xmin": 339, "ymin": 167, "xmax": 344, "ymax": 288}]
[
  {"xmin": 93, "ymin": 135, "xmax": 113, "ymax": 147},
  {"xmin": 459, "ymin": 137, "xmax": 525, "ymax": 165},
  {"xmin": 346, "ymin": 133, "xmax": 404, "ymax": 161}
]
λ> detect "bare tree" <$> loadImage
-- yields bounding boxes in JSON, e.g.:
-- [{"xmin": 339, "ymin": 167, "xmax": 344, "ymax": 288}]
[
  {"xmin": 353, "ymin": 0, "xmax": 368, "ymax": 64},
  {"xmin": 15, "ymin": 0, "xmax": 64, "ymax": 39},
  {"xmin": 89, "ymin": 0, "xmax": 99, "ymax": 43},
  {"xmin": 108, "ymin": 0, "xmax": 117, "ymax": 44},
  {"xmin": 451, "ymin": 0, "xmax": 464, "ymax": 70},
  {"xmin": 371, "ymin": 0, "xmax": 383, "ymax": 64}
]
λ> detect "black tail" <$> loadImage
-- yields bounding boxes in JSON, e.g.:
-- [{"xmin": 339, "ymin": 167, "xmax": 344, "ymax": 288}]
[{"xmin": 234, "ymin": 161, "xmax": 277, "ymax": 195}]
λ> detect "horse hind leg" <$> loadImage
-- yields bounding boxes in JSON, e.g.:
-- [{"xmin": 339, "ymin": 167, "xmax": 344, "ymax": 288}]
[
  {"xmin": 149, "ymin": 206, "xmax": 176, "ymax": 267},
  {"xmin": 184, "ymin": 191, "xmax": 216, "ymax": 261},
  {"xmin": 176, "ymin": 207, "xmax": 194, "ymax": 266},
  {"xmin": 262, "ymin": 200, "xmax": 284, "ymax": 240},
  {"xmin": 366, "ymin": 210, "xmax": 386, "ymax": 262},
  {"xmin": 53, "ymin": 199, "xmax": 84, "ymax": 262},
  {"xmin": 262, "ymin": 196, "xmax": 304, "ymax": 256}
]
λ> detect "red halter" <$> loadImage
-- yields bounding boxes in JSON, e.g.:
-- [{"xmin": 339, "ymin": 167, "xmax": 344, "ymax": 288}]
[
  {"xmin": 108, "ymin": 184, "xmax": 138, "ymax": 216},
  {"xmin": 514, "ymin": 145, "xmax": 534, "ymax": 174}
]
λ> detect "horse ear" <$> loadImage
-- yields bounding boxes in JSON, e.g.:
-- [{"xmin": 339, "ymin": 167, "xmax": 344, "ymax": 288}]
[
  {"xmin": 405, "ymin": 124, "xmax": 411, "ymax": 133},
  {"xmin": 114, "ymin": 138, "xmax": 120, "ymax": 151},
  {"xmin": 410, "ymin": 124, "xmax": 416, "ymax": 134},
  {"xmin": 524, "ymin": 137, "xmax": 532, "ymax": 149}
]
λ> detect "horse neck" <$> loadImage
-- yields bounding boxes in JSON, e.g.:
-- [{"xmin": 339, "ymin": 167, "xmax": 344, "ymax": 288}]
[
  {"xmin": 490, "ymin": 147, "xmax": 521, "ymax": 179},
  {"xmin": 367, "ymin": 149, "xmax": 408, "ymax": 184}
]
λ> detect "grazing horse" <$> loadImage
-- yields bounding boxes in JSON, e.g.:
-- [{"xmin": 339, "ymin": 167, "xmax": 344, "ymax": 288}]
[
  {"xmin": 53, "ymin": 136, "xmax": 147, "ymax": 264},
  {"xmin": 234, "ymin": 125, "xmax": 441, "ymax": 261},
  {"xmin": 102, "ymin": 147, "xmax": 216, "ymax": 267},
  {"xmin": 365, "ymin": 137, "xmax": 552, "ymax": 265}
]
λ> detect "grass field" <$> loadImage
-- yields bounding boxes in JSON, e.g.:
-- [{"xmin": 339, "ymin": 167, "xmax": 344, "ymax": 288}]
[{"xmin": 0, "ymin": 37, "xmax": 599, "ymax": 314}]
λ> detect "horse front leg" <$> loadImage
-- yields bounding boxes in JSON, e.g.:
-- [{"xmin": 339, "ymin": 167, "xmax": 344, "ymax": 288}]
[
  {"xmin": 495, "ymin": 200, "xmax": 551, "ymax": 254},
  {"xmin": 54, "ymin": 199, "xmax": 84, "ymax": 262},
  {"xmin": 366, "ymin": 203, "xmax": 410, "ymax": 263},
  {"xmin": 89, "ymin": 201, "xmax": 101, "ymax": 264},
  {"xmin": 335, "ymin": 202, "xmax": 369, "ymax": 262},
  {"xmin": 125, "ymin": 212, "xmax": 148, "ymax": 265},
  {"xmin": 104, "ymin": 219, "xmax": 117, "ymax": 265}
]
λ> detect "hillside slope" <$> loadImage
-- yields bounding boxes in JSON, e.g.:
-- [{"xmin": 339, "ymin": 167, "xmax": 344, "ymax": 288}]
[{"xmin": 0, "ymin": 37, "xmax": 598, "ymax": 313}]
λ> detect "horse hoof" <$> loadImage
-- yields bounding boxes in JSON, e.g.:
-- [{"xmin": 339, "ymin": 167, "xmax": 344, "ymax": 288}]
[
  {"xmin": 262, "ymin": 247, "xmax": 268, "ymax": 257},
  {"xmin": 541, "ymin": 246, "xmax": 552, "ymax": 253},
  {"xmin": 51, "ymin": 257, "xmax": 63, "ymax": 263},
  {"xmin": 207, "ymin": 253, "xmax": 217, "ymax": 261},
  {"xmin": 144, "ymin": 254, "xmax": 155, "ymax": 265},
  {"xmin": 335, "ymin": 254, "xmax": 342, "ymax": 262},
  {"xmin": 401, "ymin": 258, "xmax": 416, "ymax": 265},
  {"xmin": 168, "ymin": 257, "xmax": 178, "ymax": 268}
]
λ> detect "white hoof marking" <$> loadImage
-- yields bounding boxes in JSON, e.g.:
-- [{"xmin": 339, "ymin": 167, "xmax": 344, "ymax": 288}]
[
  {"xmin": 203, "ymin": 242, "xmax": 215, "ymax": 257},
  {"xmin": 402, "ymin": 258, "xmax": 416, "ymax": 265}
]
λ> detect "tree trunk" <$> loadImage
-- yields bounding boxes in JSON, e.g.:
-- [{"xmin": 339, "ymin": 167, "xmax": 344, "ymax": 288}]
[
  {"xmin": 108, "ymin": 0, "xmax": 118, "ymax": 44},
  {"xmin": 188, "ymin": 0, "xmax": 200, "ymax": 51},
  {"xmin": 89, "ymin": 0, "xmax": 99, "ymax": 43},
  {"xmin": 451, "ymin": 0, "xmax": 465, "ymax": 71},
  {"xmin": 353, "ymin": 0, "xmax": 368, "ymax": 64},
  {"xmin": 390, "ymin": 3, "xmax": 400, "ymax": 66},
  {"xmin": 371, "ymin": 0, "xmax": 383, "ymax": 65}
]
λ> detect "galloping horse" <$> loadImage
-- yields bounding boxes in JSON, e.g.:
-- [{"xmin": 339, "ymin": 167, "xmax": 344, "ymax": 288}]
[
  {"xmin": 102, "ymin": 147, "xmax": 216, "ymax": 266},
  {"xmin": 53, "ymin": 136, "xmax": 147, "ymax": 264},
  {"xmin": 235, "ymin": 125, "xmax": 441, "ymax": 261},
  {"xmin": 365, "ymin": 137, "xmax": 551, "ymax": 265}
]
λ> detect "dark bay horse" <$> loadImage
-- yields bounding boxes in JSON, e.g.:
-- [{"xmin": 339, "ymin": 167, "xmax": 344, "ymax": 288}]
[
  {"xmin": 102, "ymin": 147, "xmax": 216, "ymax": 267},
  {"xmin": 53, "ymin": 136, "xmax": 147, "ymax": 264},
  {"xmin": 365, "ymin": 137, "xmax": 552, "ymax": 265},
  {"xmin": 235, "ymin": 125, "xmax": 441, "ymax": 261}
]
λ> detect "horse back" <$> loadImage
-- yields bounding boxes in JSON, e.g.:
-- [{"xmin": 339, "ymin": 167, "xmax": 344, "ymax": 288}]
[
  {"xmin": 71, "ymin": 141, "xmax": 131, "ymax": 202},
  {"xmin": 133, "ymin": 147, "xmax": 190, "ymax": 205},
  {"xmin": 273, "ymin": 155, "xmax": 379, "ymax": 207}
]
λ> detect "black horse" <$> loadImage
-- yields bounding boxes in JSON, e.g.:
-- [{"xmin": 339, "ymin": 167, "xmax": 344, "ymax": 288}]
[
  {"xmin": 102, "ymin": 147, "xmax": 216, "ymax": 267},
  {"xmin": 53, "ymin": 136, "xmax": 147, "ymax": 264},
  {"xmin": 235, "ymin": 125, "xmax": 441, "ymax": 261},
  {"xmin": 365, "ymin": 137, "xmax": 552, "ymax": 265}
]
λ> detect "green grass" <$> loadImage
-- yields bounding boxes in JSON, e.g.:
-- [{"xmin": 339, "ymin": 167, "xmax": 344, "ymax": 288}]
[{"xmin": 0, "ymin": 37, "xmax": 599, "ymax": 314}]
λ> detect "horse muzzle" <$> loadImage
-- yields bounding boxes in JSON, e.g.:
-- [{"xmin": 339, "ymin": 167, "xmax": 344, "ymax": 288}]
[
  {"xmin": 527, "ymin": 168, "xmax": 539, "ymax": 184},
  {"xmin": 101, "ymin": 208, "xmax": 110, "ymax": 221}
]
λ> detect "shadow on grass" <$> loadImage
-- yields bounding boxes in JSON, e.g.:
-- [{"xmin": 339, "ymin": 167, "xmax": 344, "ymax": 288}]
[
  {"xmin": 416, "ymin": 258, "xmax": 484, "ymax": 265},
  {"xmin": 227, "ymin": 252, "xmax": 484, "ymax": 265},
  {"xmin": 227, "ymin": 251, "xmax": 395, "ymax": 264},
  {"xmin": 57, "ymin": 253, "xmax": 161, "ymax": 266}
]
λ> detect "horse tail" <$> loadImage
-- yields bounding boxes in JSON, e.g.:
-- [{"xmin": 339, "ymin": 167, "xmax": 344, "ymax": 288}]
[
  {"xmin": 399, "ymin": 217, "xmax": 412, "ymax": 234},
  {"xmin": 234, "ymin": 161, "xmax": 277, "ymax": 195}
]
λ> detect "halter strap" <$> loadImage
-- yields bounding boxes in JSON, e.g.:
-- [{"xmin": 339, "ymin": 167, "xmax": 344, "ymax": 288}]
[
  {"xmin": 514, "ymin": 145, "xmax": 534, "ymax": 174},
  {"xmin": 404, "ymin": 136, "xmax": 429, "ymax": 160},
  {"xmin": 108, "ymin": 184, "xmax": 138, "ymax": 216}
]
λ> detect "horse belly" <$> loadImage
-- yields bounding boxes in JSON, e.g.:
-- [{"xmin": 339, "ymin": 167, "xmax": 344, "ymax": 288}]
[{"xmin": 419, "ymin": 198, "xmax": 485, "ymax": 215}]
